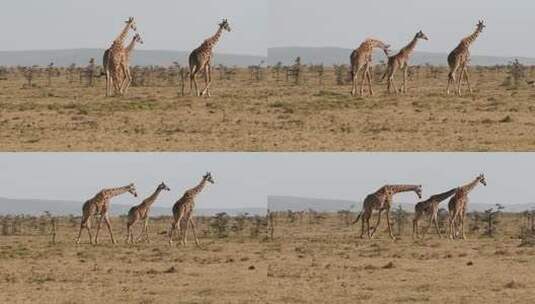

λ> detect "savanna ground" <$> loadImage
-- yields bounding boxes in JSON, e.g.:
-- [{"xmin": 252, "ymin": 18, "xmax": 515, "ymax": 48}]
[
  {"xmin": 1, "ymin": 64, "xmax": 535, "ymax": 151},
  {"xmin": 1, "ymin": 212, "xmax": 535, "ymax": 303}
]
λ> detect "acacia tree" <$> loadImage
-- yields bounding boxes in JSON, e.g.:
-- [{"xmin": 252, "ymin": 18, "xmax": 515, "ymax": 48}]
[{"xmin": 482, "ymin": 204, "xmax": 505, "ymax": 237}]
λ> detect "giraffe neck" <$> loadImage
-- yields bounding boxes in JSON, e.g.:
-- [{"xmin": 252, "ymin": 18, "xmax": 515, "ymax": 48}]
[
  {"xmin": 114, "ymin": 23, "xmax": 132, "ymax": 46},
  {"xmin": 461, "ymin": 178, "xmax": 480, "ymax": 193},
  {"xmin": 125, "ymin": 37, "xmax": 138, "ymax": 57},
  {"xmin": 104, "ymin": 185, "xmax": 131, "ymax": 198},
  {"xmin": 387, "ymin": 184, "xmax": 420, "ymax": 194},
  {"xmin": 140, "ymin": 187, "xmax": 163, "ymax": 208},
  {"xmin": 189, "ymin": 179, "xmax": 208, "ymax": 196},
  {"xmin": 430, "ymin": 188, "xmax": 458, "ymax": 202},
  {"xmin": 400, "ymin": 35, "xmax": 419, "ymax": 56},
  {"xmin": 463, "ymin": 28, "xmax": 482, "ymax": 46},
  {"xmin": 202, "ymin": 26, "xmax": 224, "ymax": 52}
]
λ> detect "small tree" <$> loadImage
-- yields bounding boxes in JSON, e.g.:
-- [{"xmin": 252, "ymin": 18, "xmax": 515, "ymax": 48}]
[
  {"xmin": 209, "ymin": 212, "xmax": 230, "ymax": 238},
  {"xmin": 482, "ymin": 204, "xmax": 505, "ymax": 237},
  {"xmin": 393, "ymin": 205, "xmax": 409, "ymax": 236},
  {"xmin": 231, "ymin": 213, "xmax": 248, "ymax": 236}
]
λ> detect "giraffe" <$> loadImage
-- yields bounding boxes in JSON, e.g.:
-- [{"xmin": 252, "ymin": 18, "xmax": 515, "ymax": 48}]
[
  {"xmin": 189, "ymin": 19, "xmax": 231, "ymax": 97},
  {"xmin": 446, "ymin": 20, "xmax": 485, "ymax": 96},
  {"xmin": 382, "ymin": 31, "xmax": 429, "ymax": 94},
  {"xmin": 75, "ymin": 183, "xmax": 137, "ymax": 245},
  {"xmin": 353, "ymin": 184, "xmax": 422, "ymax": 239},
  {"xmin": 412, "ymin": 187, "xmax": 458, "ymax": 239},
  {"xmin": 125, "ymin": 182, "xmax": 170, "ymax": 244},
  {"xmin": 168, "ymin": 172, "xmax": 215, "ymax": 246},
  {"xmin": 115, "ymin": 33, "xmax": 144, "ymax": 96},
  {"xmin": 448, "ymin": 174, "xmax": 487, "ymax": 240},
  {"xmin": 350, "ymin": 38, "xmax": 390, "ymax": 96},
  {"xmin": 103, "ymin": 17, "xmax": 137, "ymax": 97}
]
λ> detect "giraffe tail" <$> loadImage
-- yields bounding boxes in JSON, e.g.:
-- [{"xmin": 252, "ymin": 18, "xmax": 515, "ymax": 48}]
[{"xmin": 352, "ymin": 211, "xmax": 363, "ymax": 225}]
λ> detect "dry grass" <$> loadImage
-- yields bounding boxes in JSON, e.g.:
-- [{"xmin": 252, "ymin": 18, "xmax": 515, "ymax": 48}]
[
  {"xmin": 2, "ymin": 213, "xmax": 535, "ymax": 303},
  {"xmin": 1, "ymin": 67, "xmax": 535, "ymax": 151}
]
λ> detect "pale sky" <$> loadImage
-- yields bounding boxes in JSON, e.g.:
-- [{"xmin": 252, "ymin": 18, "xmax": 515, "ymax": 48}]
[
  {"xmin": 269, "ymin": 0, "xmax": 535, "ymax": 57},
  {"xmin": 0, "ymin": 1, "xmax": 532, "ymax": 58},
  {"xmin": 0, "ymin": 0, "xmax": 267, "ymax": 55},
  {"xmin": 0, "ymin": 153, "xmax": 534, "ymax": 209}
]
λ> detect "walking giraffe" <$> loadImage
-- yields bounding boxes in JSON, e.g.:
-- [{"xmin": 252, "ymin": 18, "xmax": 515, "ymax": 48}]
[
  {"xmin": 168, "ymin": 173, "xmax": 215, "ymax": 246},
  {"xmin": 353, "ymin": 184, "xmax": 422, "ymax": 239},
  {"xmin": 76, "ymin": 183, "xmax": 137, "ymax": 245},
  {"xmin": 448, "ymin": 174, "xmax": 487, "ymax": 240},
  {"xmin": 446, "ymin": 20, "xmax": 486, "ymax": 96},
  {"xmin": 103, "ymin": 17, "xmax": 137, "ymax": 97},
  {"xmin": 125, "ymin": 182, "xmax": 170, "ymax": 244},
  {"xmin": 350, "ymin": 38, "xmax": 390, "ymax": 96},
  {"xmin": 412, "ymin": 187, "xmax": 458, "ymax": 239},
  {"xmin": 189, "ymin": 19, "xmax": 231, "ymax": 97},
  {"xmin": 382, "ymin": 31, "xmax": 429, "ymax": 94},
  {"xmin": 116, "ymin": 33, "xmax": 144, "ymax": 96}
]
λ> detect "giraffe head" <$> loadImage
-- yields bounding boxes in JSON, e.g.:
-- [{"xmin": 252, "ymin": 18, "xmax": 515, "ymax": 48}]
[
  {"xmin": 203, "ymin": 172, "xmax": 215, "ymax": 184},
  {"xmin": 476, "ymin": 20, "xmax": 486, "ymax": 32},
  {"xmin": 415, "ymin": 185, "xmax": 423, "ymax": 199},
  {"xmin": 416, "ymin": 30, "xmax": 429, "ymax": 41},
  {"xmin": 127, "ymin": 183, "xmax": 138, "ymax": 197},
  {"xmin": 133, "ymin": 33, "xmax": 144, "ymax": 45},
  {"xmin": 125, "ymin": 17, "xmax": 137, "ymax": 32},
  {"xmin": 158, "ymin": 182, "xmax": 171, "ymax": 191},
  {"xmin": 477, "ymin": 174, "xmax": 487, "ymax": 186},
  {"xmin": 219, "ymin": 19, "xmax": 231, "ymax": 32}
]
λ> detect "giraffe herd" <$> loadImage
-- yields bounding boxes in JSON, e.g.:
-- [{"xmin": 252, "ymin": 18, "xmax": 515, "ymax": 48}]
[
  {"xmin": 352, "ymin": 20, "xmax": 485, "ymax": 97},
  {"xmin": 75, "ymin": 173, "xmax": 486, "ymax": 246},
  {"xmin": 354, "ymin": 174, "xmax": 487, "ymax": 241},
  {"xmin": 104, "ymin": 17, "xmax": 230, "ymax": 97},
  {"xmin": 76, "ymin": 173, "xmax": 214, "ymax": 247},
  {"xmin": 101, "ymin": 17, "xmax": 486, "ymax": 98}
]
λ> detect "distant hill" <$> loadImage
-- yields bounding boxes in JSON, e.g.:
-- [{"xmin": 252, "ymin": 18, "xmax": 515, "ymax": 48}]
[
  {"xmin": 268, "ymin": 47, "xmax": 535, "ymax": 67},
  {"xmin": 268, "ymin": 195, "xmax": 535, "ymax": 213},
  {"xmin": 0, "ymin": 49, "xmax": 267, "ymax": 67},
  {"xmin": 0, "ymin": 197, "xmax": 265, "ymax": 217}
]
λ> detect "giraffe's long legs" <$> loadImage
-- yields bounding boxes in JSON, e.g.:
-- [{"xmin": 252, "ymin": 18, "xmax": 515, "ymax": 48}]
[
  {"xmin": 370, "ymin": 209, "xmax": 383, "ymax": 238},
  {"xmin": 402, "ymin": 66, "xmax": 408, "ymax": 93},
  {"xmin": 386, "ymin": 64, "xmax": 398, "ymax": 94},
  {"xmin": 460, "ymin": 208, "xmax": 467, "ymax": 240},
  {"xmin": 76, "ymin": 217, "xmax": 93, "ymax": 244},
  {"xmin": 434, "ymin": 215, "xmax": 442, "ymax": 238},
  {"xmin": 365, "ymin": 68, "xmax": 374, "ymax": 96},
  {"xmin": 121, "ymin": 66, "xmax": 133, "ymax": 95},
  {"xmin": 136, "ymin": 219, "xmax": 149, "ymax": 243},
  {"xmin": 351, "ymin": 66, "xmax": 361, "ymax": 96},
  {"xmin": 359, "ymin": 66, "xmax": 367, "ymax": 96},
  {"xmin": 201, "ymin": 64, "xmax": 211, "ymax": 97},
  {"xmin": 105, "ymin": 70, "xmax": 112, "ymax": 97},
  {"xmin": 462, "ymin": 67, "xmax": 473, "ymax": 95},
  {"xmin": 201, "ymin": 64, "xmax": 213, "ymax": 97},
  {"xmin": 456, "ymin": 64, "xmax": 467, "ymax": 97},
  {"xmin": 188, "ymin": 217, "xmax": 200, "ymax": 247},
  {"xmin": 386, "ymin": 209, "xmax": 395, "ymax": 240},
  {"xmin": 359, "ymin": 211, "xmax": 366, "ymax": 239},
  {"xmin": 125, "ymin": 222, "xmax": 132, "ymax": 244},
  {"xmin": 103, "ymin": 214, "xmax": 117, "ymax": 244},
  {"xmin": 447, "ymin": 65, "xmax": 459, "ymax": 95},
  {"xmin": 412, "ymin": 216, "xmax": 419, "ymax": 239},
  {"xmin": 94, "ymin": 214, "xmax": 104, "ymax": 244},
  {"xmin": 190, "ymin": 66, "xmax": 199, "ymax": 96},
  {"xmin": 169, "ymin": 213, "xmax": 184, "ymax": 245}
]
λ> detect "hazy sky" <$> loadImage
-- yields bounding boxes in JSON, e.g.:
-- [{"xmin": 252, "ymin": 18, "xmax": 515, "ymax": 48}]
[
  {"xmin": 269, "ymin": 0, "xmax": 535, "ymax": 57},
  {"xmin": 0, "ymin": 153, "xmax": 534, "ymax": 210},
  {"xmin": 0, "ymin": 0, "xmax": 267, "ymax": 55}
]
